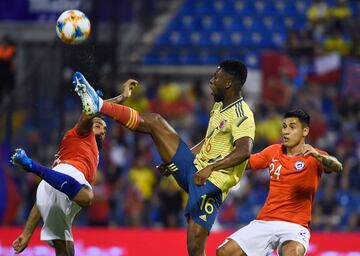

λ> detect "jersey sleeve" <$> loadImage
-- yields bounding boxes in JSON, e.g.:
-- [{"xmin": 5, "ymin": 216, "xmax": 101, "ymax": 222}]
[
  {"xmin": 231, "ymin": 115, "xmax": 255, "ymax": 142},
  {"xmin": 249, "ymin": 145, "xmax": 277, "ymax": 170}
]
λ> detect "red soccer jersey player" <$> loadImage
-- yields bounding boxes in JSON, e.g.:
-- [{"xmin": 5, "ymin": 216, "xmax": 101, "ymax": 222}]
[
  {"xmin": 217, "ymin": 109, "xmax": 342, "ymax": 256},
  {"xmin": 250, "ymin": 143, "xmax": 328, "ymax": 229},
  {"xmin": 11, "ymin": 78, "xmax": 137, "ymax": 255}
]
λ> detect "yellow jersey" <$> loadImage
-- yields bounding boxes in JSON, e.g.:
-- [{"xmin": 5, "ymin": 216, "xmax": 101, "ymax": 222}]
[{"xmin": 194, "ymin": 97, "xmax": 255, "ymax": 199}]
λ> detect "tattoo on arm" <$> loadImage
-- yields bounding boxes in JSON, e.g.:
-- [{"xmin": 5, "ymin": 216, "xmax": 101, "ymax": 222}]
[{"xmin": 317, "ymin": 154, "xmax": 343, "ymax": 173}]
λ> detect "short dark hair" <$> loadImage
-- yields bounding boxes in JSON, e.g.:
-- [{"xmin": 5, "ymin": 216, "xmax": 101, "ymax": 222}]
[
  {"xmin": 284, "ymin": 109, "xmax": 310, "ymax": 127},
  {"xmin": 219, "ymin": 59, "xmax": 248, "ymax": 86}
]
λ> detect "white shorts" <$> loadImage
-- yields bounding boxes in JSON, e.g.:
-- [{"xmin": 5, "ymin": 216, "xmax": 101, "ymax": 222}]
[
  {"xmin": 36, "ymin": 163, "xmax": 91, "ymax": 243},
  {"xmin": 227, "ymin": 220, "xmax": 310, "ymax": 256}
]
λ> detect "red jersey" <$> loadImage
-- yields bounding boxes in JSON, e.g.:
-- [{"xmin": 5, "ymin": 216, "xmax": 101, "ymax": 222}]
[
  {"xmin": 54, "ymin": 125, "xmax": 99, "ymax": 184},
  {"xmin": 249, "ymin": 144, "xmax": 327, "ymax": 229}
]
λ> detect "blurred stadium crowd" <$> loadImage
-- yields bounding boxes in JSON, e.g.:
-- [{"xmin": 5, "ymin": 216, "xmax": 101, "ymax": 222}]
[{"xmin": 0, "ymin": 0, "xmax": 359, "ymax": 232}]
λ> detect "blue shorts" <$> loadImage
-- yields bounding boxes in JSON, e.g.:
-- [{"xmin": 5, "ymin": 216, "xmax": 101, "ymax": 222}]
[{"xmin": 169, "ymin": 139, "xmax": 222, "ymax": 232}]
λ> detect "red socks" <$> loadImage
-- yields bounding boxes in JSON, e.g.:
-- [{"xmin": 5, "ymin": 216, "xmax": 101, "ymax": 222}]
[{"xmin": 101, "ymin": 101, "xmax": 140, "ymax": 130}]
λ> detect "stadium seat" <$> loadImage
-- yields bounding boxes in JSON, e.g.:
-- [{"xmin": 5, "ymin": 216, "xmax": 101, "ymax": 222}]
[
  {"xmin": 233, "ymin": 0, "xmax": 255, "ymax": 15},
  {"xmin": 145, "ymin": 0, "xmax": 309, "ymax": 64}
]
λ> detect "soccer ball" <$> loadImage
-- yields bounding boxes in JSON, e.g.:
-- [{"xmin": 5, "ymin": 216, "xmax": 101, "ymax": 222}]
[{"xmin": 56, "ymin": 10, "xmax": 91, "ymax": 45}]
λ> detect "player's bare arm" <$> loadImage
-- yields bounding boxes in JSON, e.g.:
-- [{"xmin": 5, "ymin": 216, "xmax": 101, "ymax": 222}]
[
  {"xmin": 191, "ymin": 139, "xmax": 205, "ymax": 155},
  {"xmin": 194, "ymin": 136, "xmax": 253, "ymax": 186},
  {"xmin": 105, "ymin": 79, "xmax": 139, "ymax": 104},
  {"xmin": 301, "ymin": 144, "xmax": 343, "ymax": 173},
  {"xmin": 13, "ymin": 204, "xmax": 41, "ymax": 254}
]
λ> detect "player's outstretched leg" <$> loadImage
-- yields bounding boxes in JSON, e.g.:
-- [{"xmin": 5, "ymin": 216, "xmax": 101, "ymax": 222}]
[
  {"xmin": 11, "ymin": 149, "xmax": 92, "ymax": 207},
  {"xmin": 73, "ymin": 72, "xmax": 180, "ymax": 163}
]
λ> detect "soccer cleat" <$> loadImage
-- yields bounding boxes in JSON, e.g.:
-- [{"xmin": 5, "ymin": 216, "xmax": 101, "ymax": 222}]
[
  {"xmin": 11, "ymin": 148, "xmax": 32, "ymax": 170},
  {"xmin": 73, "ymin": 71, "xmax": 101, "ymax": 115}
]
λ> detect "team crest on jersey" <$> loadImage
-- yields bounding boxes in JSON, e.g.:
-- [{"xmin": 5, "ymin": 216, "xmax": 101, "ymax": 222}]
[
  {"xmin": 218, "ymin": 120, "xmax": 227, "ymax": 130},
  {"xmin": 294, "ymin": 160, "xmax": 305, "ymax": 171}
]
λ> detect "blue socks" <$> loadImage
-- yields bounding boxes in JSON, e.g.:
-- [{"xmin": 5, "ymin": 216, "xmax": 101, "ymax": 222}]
[{"xmin": 29, "ymin": 160, "xmax": 84, "ymax": 199}]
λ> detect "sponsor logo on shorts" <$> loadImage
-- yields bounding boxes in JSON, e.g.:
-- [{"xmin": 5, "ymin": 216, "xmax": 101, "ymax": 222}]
[{"xmin": 199, "ymin": 215, "xmax": 207, "ymax": 222}]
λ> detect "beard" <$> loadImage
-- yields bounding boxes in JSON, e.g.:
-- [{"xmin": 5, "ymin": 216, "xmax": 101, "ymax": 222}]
[{"xmin": 95, "ymin": 135, "xmax": 103, "ymax": 150}]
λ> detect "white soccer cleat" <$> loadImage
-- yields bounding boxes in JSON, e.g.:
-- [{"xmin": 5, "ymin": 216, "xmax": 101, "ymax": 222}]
[{"xmin": 73, "ymin": 71, "xmax": 101, "ymax": 115}]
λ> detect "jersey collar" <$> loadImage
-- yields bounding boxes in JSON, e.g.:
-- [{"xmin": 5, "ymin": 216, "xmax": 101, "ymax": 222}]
[{"xmin": 220, "ymin": 97, "xmax": 243, "ymax": 113}]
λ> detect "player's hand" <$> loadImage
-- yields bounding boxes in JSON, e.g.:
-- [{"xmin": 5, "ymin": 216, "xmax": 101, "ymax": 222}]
[
  {"xmin": 12, "ymin": 233, "xmax": 30, "ymax": 254},
  {"xmin": 121, "ymin": 79, "xmax": 139, "ymax": 99},
  {"xmin": 301, "ymin": 144, "xmax": 319, "ymax": 158},
  {"xmin": 194, "ymin": 165, "xmax": 213, "ymax": 186}
]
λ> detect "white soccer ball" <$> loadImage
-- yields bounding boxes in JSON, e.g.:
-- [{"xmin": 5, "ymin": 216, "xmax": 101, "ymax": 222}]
[{"xmin": 56, "ymin": 10, "xmax": 91, "ymax": 45}]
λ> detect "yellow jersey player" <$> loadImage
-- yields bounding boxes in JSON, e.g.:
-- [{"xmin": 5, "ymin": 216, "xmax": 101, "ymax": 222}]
[{"xmin": 73, "ymin": 60, "xmax": 255, "ymax": 256}]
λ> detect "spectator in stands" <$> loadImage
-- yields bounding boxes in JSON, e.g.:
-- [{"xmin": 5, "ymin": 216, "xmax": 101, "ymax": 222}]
[
  {"xmin": 88, "ymin": 172, "xmax": 111, "ymax": 226},
  {"xmin": 351, "ymin": 30, "xmax": 360, "ymax": 57},
  {"xmin": 128, "ymin": 156, "xmax": 156, "ymax": 201},
  {"xmin": 307, "ymin": 0, "xmax": 330, "ymax": 42},
  {"xmin": 323, "ymin": 28, "xmax": 351, "ymax": 55},
  {"xmin": 256, "ymin": 107, "xmax": 283, "ymax": 144},
  {"xmin": 0, "ymin": 34, "xmax": 16, "ymax": 103},
  {"xmin": 158, "ymin": 177, "xmax": 183, "ymax": 228},
  {"xmin": 312, "ymin": 183, "xmax": 342, "ymax": 230},
  {"xmin": 263, "ymin": 75, "xmax": 292, "ymax": 110},
  {"xmin": 285, "ymin": 29, "xmax": 314, "ymax": 57},
  {"xmin": 330, "ymin": 0, "xmax": 352, "ymax": 30},
  {"xmin": 347, "ymin": 212, "xmax": 360, "ymax": 231}
]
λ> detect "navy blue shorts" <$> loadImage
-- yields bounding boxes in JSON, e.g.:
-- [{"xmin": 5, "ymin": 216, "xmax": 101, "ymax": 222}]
[{"xmin": 169, "ymin": 139, "xmax": 222, "ymax": 232}]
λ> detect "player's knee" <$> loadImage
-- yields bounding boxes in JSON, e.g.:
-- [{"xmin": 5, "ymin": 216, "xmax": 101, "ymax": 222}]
[
  {"xmin": 75, "ymin": 187, "xmax": 94, "ymax": 208},
  {"xmin": 187, "ymin": 233, "xmax": 205, "ymax": 255},
  {"xmin": 140, "ymin": 113, "xmax": 165, "ymax": 132},
  {"xmin": 187, "ymin": 241, "xmax": 203, "ymax": 256},
  {"xmin": 146, "ymin": 113, "xmax": 165, "ymax": 127},
  {"xmin": 83, "ymin": 189, "xmax": 94, "ymax": 207},
  {"xmin": 281, "ymin": 244, "xmax": 305, "ymax": 256}
]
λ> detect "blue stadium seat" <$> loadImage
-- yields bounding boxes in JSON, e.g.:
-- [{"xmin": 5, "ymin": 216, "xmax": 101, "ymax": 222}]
[
  {"xmin": 240, "ymin": 15, "xmax": 262, "ymax": 32},
  {"xmin": 233, "ymin": 0, "xmax": 255, "ymax": 15},
  {"xmin": 222, "ymin": 15, "xmax": 244, "ymax": 31},
  {"xmin": 250, "ymin": 0, "xmax": 278, "ymax": 15},
  {"xmin": 212, "ymin": 0, "xmax": 231, "ymax": 14},
  {"xmin": 179, "ymin": 15, "xmax": 201, "ymax": 31},
  {"xmin": 189, "ymin": 31, "xmax": 211, "ymax": 46},
  {"xmin": 230, "ymin": 31, "xmax": 246, "ymax": 46},
  {"xmin": 144, "ymin": 0, "xmax": 309, "ymax": 64},
  {"xmin": 261, "ymin": 16, "xmax": 286, "ymax": 33},
  {"xmin": 158, "ymin": 47, "xmax": 177, "ymax": 64},
  {"xmin": 178, "ymin": 0, "xmax": 194, "ymax": 14},
  {"xmin": 143, "ymin": 52, "xmax": 158, "ymax": 64},
  {"xmin": 210, "ymin": 31, "xmax": 232, "ymax": 46},
  {"xmin": 193, "ymin": 2, "xmax": 215, "ymax": 14},
  {"xmin": 197, "ymin": 48, "xmax": 221, "ymax": 64},
  {"xmin": 177, "ymin": 48, "xmax": 198, "ymax": 64},
  {"xmin": 283, "ymin": 16, "xmax": 307, "ymax": 30},
  {"xmin": 271, "ymin": 32, "xmax": 286, "ymax": 48},
  {"xmin": 200, "ymin": 15, "xmax": 222, "ymax": 31},
  {"xmin": 244, "ymin": 51, "xmax": 260, "ymax": 68},
  {"xmin": 168, "ymin": 31, "xmax": 190, "ymax": 46}
]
